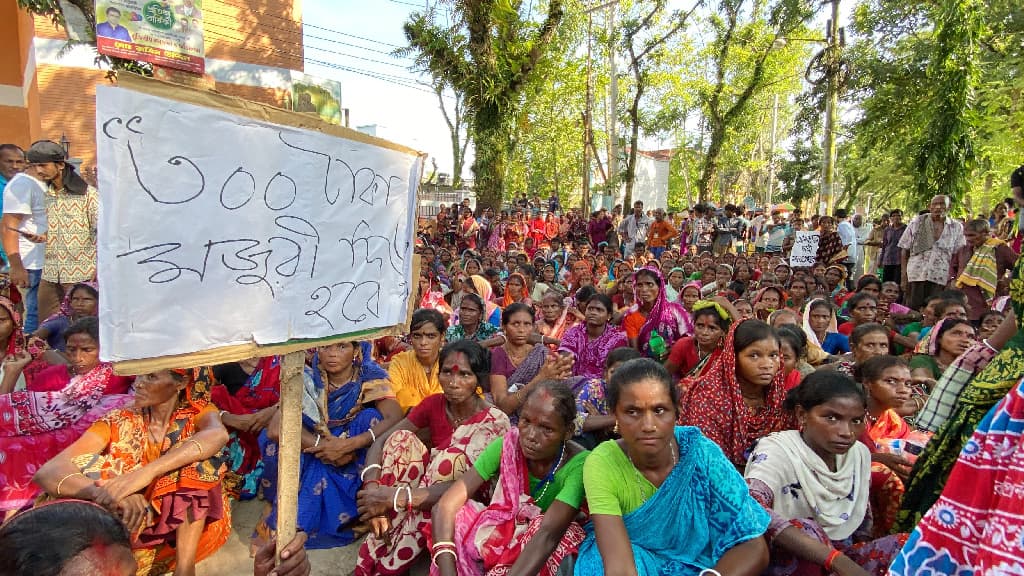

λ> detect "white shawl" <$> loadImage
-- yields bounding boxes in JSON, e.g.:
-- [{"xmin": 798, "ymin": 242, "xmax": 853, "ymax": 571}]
[{"xmin": 744, "ymin": 430, "xmax": 870, "ymax": 540}]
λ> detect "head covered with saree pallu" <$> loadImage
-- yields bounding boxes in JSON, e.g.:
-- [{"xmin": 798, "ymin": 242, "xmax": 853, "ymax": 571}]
[
  {"xmin": 802, "ymin": 298, "xmax": 838, "ymax": 365},
  {"xmin": 632, "ymin": 266, "xmax": 690, "ymax": 355},
  {"xmin": 678, "ymin": 320, "xmax": 795, "ymax": 467},
  {"xmin": 469, "ymin": 275, "xmax": 501, "ymax": 321},
  {"xmin": 0, "ymin": 296, "xmax": 22, "ymax": 358},
  {"xmin": 301, "ymin": 341, "xmax": 392, "ymax": 436},
  {"xmin": 501, "ymin": 272, "xmax": 531, "ymax": 308}
]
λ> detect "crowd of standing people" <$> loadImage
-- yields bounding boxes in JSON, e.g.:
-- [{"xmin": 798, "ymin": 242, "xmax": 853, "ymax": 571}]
[{"xmin": 0, "ymin": 139, "xmax": 1023, "ymax": 576}]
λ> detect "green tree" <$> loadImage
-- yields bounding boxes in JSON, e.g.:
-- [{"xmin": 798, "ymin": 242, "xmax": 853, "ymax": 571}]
[
  {"xmin": 695, "ymin": 0, "xmax": 815, "ymax": 203},
  {"xmin": 403, "ymin": 1, "xmax": 565, "ymax": 211},
  {"xmin": 619, "ymin": 0, "xmax": 701, "ymax": 208}
]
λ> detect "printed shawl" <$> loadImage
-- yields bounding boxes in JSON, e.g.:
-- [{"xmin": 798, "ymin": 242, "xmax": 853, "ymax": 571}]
[
  {"xmin": 955, "ymin": 237, "xmax": 1003, "ymax": 298},
  {"xmin": 890, "ymin": 375, "xmax": 1024, "ymax": 575}
]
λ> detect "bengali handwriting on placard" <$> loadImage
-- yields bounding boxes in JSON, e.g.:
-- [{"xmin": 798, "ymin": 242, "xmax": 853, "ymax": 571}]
[
  {"xmin": 96, "ymin": 85, "xmax": 421, "ymax": 362},
  {"xmin": 789, "ymin": 231, "xmax": 820, "ymax": 268}
]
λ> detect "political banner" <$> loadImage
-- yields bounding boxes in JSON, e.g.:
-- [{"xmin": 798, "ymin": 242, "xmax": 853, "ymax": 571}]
[
  {"xmin": 96, "ymin": 78, "xmax": 423, "ymax": 364},
  {"xmin": 95, "ymin": 0, "xmax": 205, "ymax": 74}
]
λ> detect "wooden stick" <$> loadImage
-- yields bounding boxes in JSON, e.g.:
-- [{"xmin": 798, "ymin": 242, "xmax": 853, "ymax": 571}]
[{"xmin": 275, "ymin": 351, "xmax": 305, "ymax": 564}]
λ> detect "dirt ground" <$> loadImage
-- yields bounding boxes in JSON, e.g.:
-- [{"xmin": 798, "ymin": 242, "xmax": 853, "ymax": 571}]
[{"xmin": 196, "ymin": 499, "xmax": 428, "ymax": 576}]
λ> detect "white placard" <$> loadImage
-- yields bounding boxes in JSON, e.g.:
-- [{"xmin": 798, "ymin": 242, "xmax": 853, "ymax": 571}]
[
  {"xmin": 96, "ymin": 84, "xmax": 422, "ymax": 362},
  {"xmin": 789, "ymin": 231, "xmax": 820, "ymax": 268}
]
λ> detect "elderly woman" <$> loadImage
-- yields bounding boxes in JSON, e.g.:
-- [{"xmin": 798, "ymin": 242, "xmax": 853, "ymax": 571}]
[
  {"xmin": 576, "ymin": 358, "xmax": 770, "ymax": 575},
  {"xmin": 34, "ymin": 368, "xmax": 231, "ymax": 576},
  {"xmin": 254, "ymin": 341, "xmax": 402, "ymax": 550},
  {"xmin": 355, "ymin": 340, "xmax": 510, "ymax": 576},
  {"xmin": 432, "ymin": 381, "xmax": 588, "ymax": 575}
]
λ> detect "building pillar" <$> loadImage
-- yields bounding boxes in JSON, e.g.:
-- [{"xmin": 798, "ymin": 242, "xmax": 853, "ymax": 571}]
[{"xmin": 0, "ymin": 5, "xmax": 41, "ymax": 147}]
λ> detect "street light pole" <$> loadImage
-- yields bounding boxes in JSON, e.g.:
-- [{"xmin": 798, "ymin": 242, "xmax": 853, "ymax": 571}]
[{"xmin": 819, "ymin": 0, "xmax": 840, "ymax": 216}]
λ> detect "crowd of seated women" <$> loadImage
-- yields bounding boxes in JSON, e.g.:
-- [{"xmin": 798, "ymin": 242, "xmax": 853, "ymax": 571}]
[{"xmin": 1, "ymin": 219, "xmax": 1022, "ymax": 576}]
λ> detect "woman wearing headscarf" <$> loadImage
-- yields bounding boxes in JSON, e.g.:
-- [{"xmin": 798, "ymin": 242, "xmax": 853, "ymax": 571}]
[
  {"xmin": 501, "ymin": 272, "xmax": 532, "ymax": 308},
  {"xmin": 621, "ymin": 267, "xmax": 691, "ymax": 359},
  {"xmin": 467, "ymin": 275, "xmax": 502, "ymax": 326},
  {"xmin": 679, "ymin": 320, "xmax": 796, "ymax": 468},
  {"xmin": 34, "ymin": 367, "xmax": 231, "ymax": 575},
  {"xmin": 255, "ymin": 341, "xmax": 402, "ymax": 549},
  {"xmin": 802, "ymin": 298, "xmax": 850, "ymax": 365}
]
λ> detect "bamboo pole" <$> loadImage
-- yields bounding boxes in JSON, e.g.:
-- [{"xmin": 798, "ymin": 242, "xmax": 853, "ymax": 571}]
[{"xmin": 275, "ymin": 351, "xmax": 306, "ymax": 564}]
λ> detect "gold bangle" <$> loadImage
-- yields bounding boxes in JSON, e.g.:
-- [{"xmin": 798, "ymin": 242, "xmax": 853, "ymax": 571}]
[
  {"xmin": 56, "ymin": 472, "xmax": 84, "ymax": 496},
  {"xmin": 187, "ymin": 438, "xmax": 204, "ymax": 457}
]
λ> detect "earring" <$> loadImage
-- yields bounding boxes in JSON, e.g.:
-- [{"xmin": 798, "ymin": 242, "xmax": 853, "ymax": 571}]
[{"xmin": 613, "ymin": 421, "xmax": 620, "ymax": 435}]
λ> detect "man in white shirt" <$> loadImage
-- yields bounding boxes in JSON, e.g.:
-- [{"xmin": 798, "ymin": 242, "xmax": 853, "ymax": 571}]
[
  {"xmin": 835, "ymin": 208, "xmax": 858, "ymax": 287},
  {"xmin": 852, "ymin": 213, "xmax": 872, "ymax": 279},
  {"xmin": 2, "ymin": 140, "xmax": 62, "ymax": 332},
  {"xmin": 618, "ymin": 200, "xmax": 651, "ymax": 255}
]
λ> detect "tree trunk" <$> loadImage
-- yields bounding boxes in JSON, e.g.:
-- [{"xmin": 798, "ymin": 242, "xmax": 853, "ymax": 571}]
[
  {"xmin": 623, "ymin": 75, "xmax": 644, "ymax": 208},
  {"xmin": 698, "ymin": 122, "xmax": 727, "ymax": 202},
  {"xmin": 471, "ymin": 103, "xmax": 512, "ymax": 212}
]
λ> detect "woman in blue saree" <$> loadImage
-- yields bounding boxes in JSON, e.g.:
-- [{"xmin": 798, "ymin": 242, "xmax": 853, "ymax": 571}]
[
  {"xmin": 576, "ymin": 358, "xmax": 770, "ymax": 576},
  {"xmin": 253, "ymin": 341, "xmax": 402, "ymax": 549}
]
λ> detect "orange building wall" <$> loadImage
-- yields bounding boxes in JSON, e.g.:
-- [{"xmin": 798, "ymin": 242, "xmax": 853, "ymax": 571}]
[{"xmin": 26, "ymin": 0, "xmax": 303, "ymax": 170}]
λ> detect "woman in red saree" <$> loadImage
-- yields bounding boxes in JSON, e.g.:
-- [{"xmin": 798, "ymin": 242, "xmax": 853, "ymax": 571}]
[
  {"xmin": 431, "ymin": 381, "xmax": 587, "ymax": 575},
  {"xmin": 354, "ymin": 340, "xmax": 510, "ymax": 576},
  {"xmin": 34, "ymin": 367, "xmax": 230, "ymax": 576},
  {"xmin": 0, "ymin": 317, "xmax": 133, "ymax": 513},
  {"xmin": 678, "ymin": 319, "xmax": 796, "ymax": 468},
  {"xmin": 210, "ymin": 356, "xmax": 280, "ymax": 500}
]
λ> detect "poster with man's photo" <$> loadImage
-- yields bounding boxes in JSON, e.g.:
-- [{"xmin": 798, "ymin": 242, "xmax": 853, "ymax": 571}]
[{"xmin": 95, "ymin": 0, "xmax": 205, "ymax": 74}]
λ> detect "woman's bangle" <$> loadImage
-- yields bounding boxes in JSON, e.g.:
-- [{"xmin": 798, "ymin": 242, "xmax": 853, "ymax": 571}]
[
  {"xmin": 366, "ymin": 427, "xmax": 377, "ymax": 446},
  {"xmin": 405, "ymin": 486, "xmax": 413, "ymax": 513},
  {"xmin": 823, "ymin": 549, "xmax": 842, "ymax": 572},
  {"xmin": 56, "ymin": 472, "xmax": 84, "ymax": 496},
  {"xmin": 218, "ymin": 410, "xmax": 227, "ymax": 419},
  {"xmin": 698, "ymin": 570, "xmax": 722, "ymax": 576},
  {"xmin": 187, "ymin": 438, "xmax": 204, "ymax": 457},
  {"xmin": 982, "ymin": 338, "xmax": 998, "ymax": 353},
  {"xmin": 361, "ymin": 463, "xmax": 382, "ymax": 481},
  {"xmin": 431, "ymin": 548, "xmax": 457, "ymax": 566},
  {"xmin": 313, "ymin": 434, "xmax": 321, "ymax": 448},
  {"xmin": 432, "ymin": 540, "xmax": 456, "ymax": 551},
  {"xmin": 392, "ymin": 486, "xmax": 404, "ymax": 513}
]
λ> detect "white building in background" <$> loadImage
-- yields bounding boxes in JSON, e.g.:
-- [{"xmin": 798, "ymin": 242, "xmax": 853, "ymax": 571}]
[
  {"xmin": 631, "ymin": 150, "xmax": 671, "ymax": 210},
  {"xmin": 590, "ymin": 149, "xmax": 671, "ymax": 212}
]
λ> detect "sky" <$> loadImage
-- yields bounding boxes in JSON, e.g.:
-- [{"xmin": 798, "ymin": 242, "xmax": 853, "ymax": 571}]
[
  {"xmin": 301, "ymin": 0, "xmax": 854, "ymax": 182},
  {"xmin": 302, "ymin": 0, "xmax": 466, "ymax": 179}
]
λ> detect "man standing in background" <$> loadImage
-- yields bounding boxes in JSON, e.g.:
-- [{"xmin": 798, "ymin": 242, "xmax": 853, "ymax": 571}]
[
  {"xmin": 618, "ymin": 200, "xmax": 651, "ymax": 255},
  {"xmin": 2, "ymin": 141, "xmax": 61, "ymax": 333},
  {"xmin": 880, "ymin": 209, "xmax": 907, "ymax": 283}
]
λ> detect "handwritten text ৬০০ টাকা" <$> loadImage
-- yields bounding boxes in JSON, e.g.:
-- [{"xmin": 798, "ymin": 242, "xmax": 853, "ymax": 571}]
[{"xmin": 101, "ymin": 113, "xmax": 411, "ymax": 331}]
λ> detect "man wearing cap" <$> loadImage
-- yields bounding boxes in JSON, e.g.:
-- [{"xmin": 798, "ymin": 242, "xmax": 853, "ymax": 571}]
[
  {"xmin": 2, "ymin": 141, "xmax": 61, "ymax": 332},
  {"xmin": 38, "ymin": 156, "xmax": 99, "ymax": 321}
]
